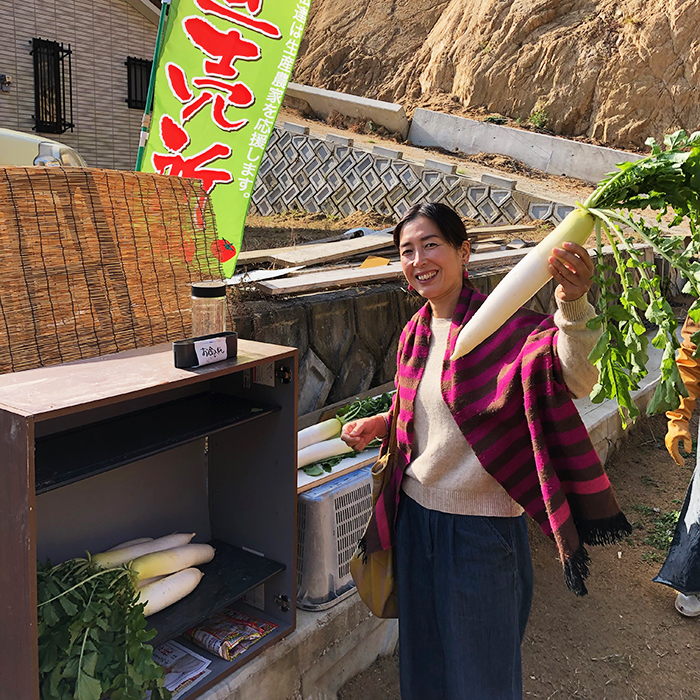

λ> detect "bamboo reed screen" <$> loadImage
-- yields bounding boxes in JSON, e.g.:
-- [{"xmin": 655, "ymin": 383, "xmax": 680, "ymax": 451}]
[{"xmin": 0, "ymin": 167, "xmax": 226, "ymax": 374}]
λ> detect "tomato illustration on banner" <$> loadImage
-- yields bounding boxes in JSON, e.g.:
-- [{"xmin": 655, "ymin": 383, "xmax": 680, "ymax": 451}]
[{"xmin": 141, "ymin": 0, "xmax": 310, "ymax": 276}]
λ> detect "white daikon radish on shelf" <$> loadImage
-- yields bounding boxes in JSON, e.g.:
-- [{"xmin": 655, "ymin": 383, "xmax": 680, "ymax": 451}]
[
  {"xmin": 137, "ymin": 575, "xmax": 166, "ymax": 589},
  {"xmin": 298, "ymin": 437, "xmax": 353, "ymax": 469},
  {"xmin": 131, "ymin": 543, "xmax": 215, "ymax": 581},
  {"xmin": 451, "ymin": 209, "xmax": 595, "ymax": 360},
  {"xmin": 140, "ymin": 568, "xmax": 204, "ymax": 617},
  {"xmin": 298, "ymin": 417, "xmax": 342, "ymax": 450},
  {"xmin": 107, "ymin": 537, "xmax": 153, "ymax": 551},
  {"xmin": 92, "ymin": 532, "xmax": 195, "ymax": 568}
]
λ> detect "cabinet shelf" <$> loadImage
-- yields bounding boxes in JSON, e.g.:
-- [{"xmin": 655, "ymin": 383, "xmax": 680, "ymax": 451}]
[
  {"xmin": 35, "ymin": 393, "xmax": 280, "ymax": 494},
  {"xmin": 147, "ymin": 540, "xmax": 286, "ymax": 648}
]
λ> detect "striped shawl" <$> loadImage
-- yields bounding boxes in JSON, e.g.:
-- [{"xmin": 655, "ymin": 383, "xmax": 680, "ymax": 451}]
[{"xmin": 363, "ymin": 284, "xmax": 631, "ymax": 596}]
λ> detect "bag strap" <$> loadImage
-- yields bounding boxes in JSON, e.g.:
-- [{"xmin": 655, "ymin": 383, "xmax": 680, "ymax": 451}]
[{"xmin": 385, "ymin": 413, "xmax": 398, "ymax": 455}]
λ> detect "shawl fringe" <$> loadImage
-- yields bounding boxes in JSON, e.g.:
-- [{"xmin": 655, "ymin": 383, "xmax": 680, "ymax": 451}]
[
  {"xmin": 564, "ymin": 545, "xmax": 591, "ymax": 597},
  {"xmin": 576, "ymin": 512, "xmax": 633, "ymax": 546}
]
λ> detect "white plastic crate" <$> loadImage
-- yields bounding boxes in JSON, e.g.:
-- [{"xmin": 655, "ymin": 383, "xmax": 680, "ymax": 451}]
[{"xmin": 296, "ymin": 466, "xmax": 372, "ymax": 611}]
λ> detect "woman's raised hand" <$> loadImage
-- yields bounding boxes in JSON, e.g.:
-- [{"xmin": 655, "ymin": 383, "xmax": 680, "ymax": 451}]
[
  {"xmin": 548, "ymin": 242, "xmax": 594, "ymax": 302},
  {"xmin": 341, "ymin": 414, "xmax": 388, "ymax": 452}
]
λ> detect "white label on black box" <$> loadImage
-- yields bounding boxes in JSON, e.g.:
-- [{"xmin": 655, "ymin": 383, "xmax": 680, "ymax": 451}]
[{"xmin": 194, "ymin": 337, "xmax": 227, "ymax": 366}]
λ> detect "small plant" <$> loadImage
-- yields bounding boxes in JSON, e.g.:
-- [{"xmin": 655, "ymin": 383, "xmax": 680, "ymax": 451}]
[
  {"xmin": 630, "ymin": 503, "xmax": 680, "ymax": 563},
  {"xmin": 479, "ymin": 40, "xmax": 491, "ymax": 54},
  {"xmin": 528, "ymin": 105, "xmax": 549, "ymax": 129}
]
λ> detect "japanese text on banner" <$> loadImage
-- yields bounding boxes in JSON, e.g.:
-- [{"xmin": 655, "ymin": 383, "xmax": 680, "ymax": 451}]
[{"xmin": 141, "ymin": 0, "xmax": 311, "ymax": 275}]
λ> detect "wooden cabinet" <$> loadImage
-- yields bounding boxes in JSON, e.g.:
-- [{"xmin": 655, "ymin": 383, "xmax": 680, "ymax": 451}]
[{"xmin": 0, "ymin": 339, "xmax": 298, "ymax": 699}]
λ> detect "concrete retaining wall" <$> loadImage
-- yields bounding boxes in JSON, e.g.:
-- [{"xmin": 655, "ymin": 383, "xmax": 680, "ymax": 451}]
[
  {"xmin": 284, "ymin": 82, "xmax": 410, "ymax": 138},
  {"xmin": 232, "ymin": 269, "xmax": 561, "ymax": 415},
  {"xmin": 249, "ymin": 126, "xmax": 561, "ymax": 226},
  {"xmin": 408, "ymin": 109, "xmax": 641, "ymax": 185}
]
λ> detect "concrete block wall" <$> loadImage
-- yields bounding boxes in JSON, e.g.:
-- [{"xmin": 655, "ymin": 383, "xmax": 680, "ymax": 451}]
[
  {"xmin": 232, "ymin": 274, "xmax": 560, "ymax": 415},
  {"xmin": 0, "ymin": 0, "xmax": 157, "ymax": 170},
  {"xmin": 248, "ymin": 126, "xmax": 561, "ymax": 226},
  {"xmin": 284, "ymin": 82, "xmax": 410, "ymax": 138},
  {"xmin": 231, "ymin": 271, "xmax": 560, "ymax": 416},
  {"xmin": 409, "ymin": 108, "xmax": 642, "ymax": 185}
]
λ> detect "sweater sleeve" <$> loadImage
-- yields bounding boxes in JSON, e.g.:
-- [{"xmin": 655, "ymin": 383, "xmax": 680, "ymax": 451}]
[{"xmin": 554, "ymin": 295, "xmax": 601, "ymax": 399}]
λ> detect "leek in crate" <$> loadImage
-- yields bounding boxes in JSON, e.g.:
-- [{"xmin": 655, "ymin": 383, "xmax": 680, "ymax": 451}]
[{"xmin": 453, "ymin": 130, "xmax": 700, "ymax": 425}]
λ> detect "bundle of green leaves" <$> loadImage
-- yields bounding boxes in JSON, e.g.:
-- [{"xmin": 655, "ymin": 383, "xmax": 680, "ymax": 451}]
[
  {"xmin": 37, "ymin": 557, "xmax": 170, "ymax": 700},
  {"xmin": 582, "ymin": 130, "xmax": 700, "ymax": 425}
]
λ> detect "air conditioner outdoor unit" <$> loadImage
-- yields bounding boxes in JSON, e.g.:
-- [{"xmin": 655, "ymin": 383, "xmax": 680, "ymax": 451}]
[{"xmin": 296, "ymin": 466, "xmax": 372, "ymax": 611}]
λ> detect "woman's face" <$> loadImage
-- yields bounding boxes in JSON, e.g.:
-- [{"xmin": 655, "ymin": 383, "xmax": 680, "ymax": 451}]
[{"xmin": 398, "ymin": 215, "xmax": 470, "ymax": 309}]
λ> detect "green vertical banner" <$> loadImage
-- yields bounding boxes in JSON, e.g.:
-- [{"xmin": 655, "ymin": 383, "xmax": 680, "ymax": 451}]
[{"xmin": 140, "ymin": 0, "xmax": 310, "ymax": 276}]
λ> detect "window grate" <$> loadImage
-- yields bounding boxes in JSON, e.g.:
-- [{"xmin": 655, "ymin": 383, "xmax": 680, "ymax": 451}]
[
  {"xmin": 31, "ymin": 38, "xmax": 74, "ymax": 134},
  {"xmin": 126, "ymin": 57, "xmax": 152, "ymax": 110}
]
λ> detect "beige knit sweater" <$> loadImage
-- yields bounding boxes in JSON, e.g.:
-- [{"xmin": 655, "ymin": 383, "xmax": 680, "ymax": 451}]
[{"xmin": 402, "ymin": 295, "xmax": 601, "ymax": 517}]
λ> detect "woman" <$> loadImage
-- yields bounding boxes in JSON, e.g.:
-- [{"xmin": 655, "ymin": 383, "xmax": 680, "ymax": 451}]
[
  {"xmin": 658, "ymin": 313, "xmax": 700, "ymax": 617},
  {"xmin": 342, "ymin": 202, "xmax": 630, "ymax": 699}
]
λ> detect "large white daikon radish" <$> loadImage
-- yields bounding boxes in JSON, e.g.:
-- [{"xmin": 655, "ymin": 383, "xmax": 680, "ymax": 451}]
[
  {"xmin": 131, "ymin": 543, "xmax": 215, "ymax": 581},
  {"xmin": 298, "ymin": 437, "xmax": 354, "ymax": 469},
  {"xmin": 92, "ymin": 532, "xmax": 195, "ymax": 568},
  {"xmin": 451, "ymin": 209, "xmax": 595, "ymax": 360},
  {"xmin": 137, "ymin": 575, "xmax": 166, "ymax": 589},
  {"xmin": 107, "ymin": 537, "xmax": 153, "ymax": 551},
  {"xmin": 298, "ymin": 417, "xmax": 342, "ymax": 450},
  {"xmin": 139, "ymin": 568, "xmax": 204, "ymax": 616}
]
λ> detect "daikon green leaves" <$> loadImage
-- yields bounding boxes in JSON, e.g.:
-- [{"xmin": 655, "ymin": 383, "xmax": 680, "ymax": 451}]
[{"xmin": 37, "ymin": 557, "xmax": 170, "ymax": 700}]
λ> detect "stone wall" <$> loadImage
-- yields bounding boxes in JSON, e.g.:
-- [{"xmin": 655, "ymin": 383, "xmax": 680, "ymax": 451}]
[
  {"xmin": 247, "ymin": 126, "xmax": 565, "ymax": 225},
  {"xmin": 232, "ymin": 269, "xmax": 560, "ymax": 415},
  {"xmin": 232, "ymin": 283, "xmax": 424, "ymax": 415}
]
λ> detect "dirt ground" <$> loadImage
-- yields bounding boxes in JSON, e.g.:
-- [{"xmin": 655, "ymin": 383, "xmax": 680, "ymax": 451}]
[
  {"xmin": 338, "ymin": 411, "xmax": 700, "ymax": 700},
  {"xmin": 242, "ymin": 209, "xmax": 396, "ymax": 251}
]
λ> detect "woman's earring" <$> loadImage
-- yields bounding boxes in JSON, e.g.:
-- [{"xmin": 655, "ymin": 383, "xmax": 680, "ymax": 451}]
[{"xmin": 408, "ymin": 284, "xmax": 414, "ymax": 292}]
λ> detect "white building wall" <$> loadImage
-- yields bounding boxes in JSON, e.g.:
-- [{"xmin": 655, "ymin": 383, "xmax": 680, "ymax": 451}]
[{"xmin": 0, "ymin": 0, "xmax": 157, "ymax": 169}]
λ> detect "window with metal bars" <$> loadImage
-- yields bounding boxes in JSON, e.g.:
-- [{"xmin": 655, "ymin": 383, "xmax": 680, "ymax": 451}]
[
  {"xmin": 31, "ymin": 38, "xmax": 74, "ymax": 134},
  {"xmin": 125, "ymin": 57, "xmax": 152, "ymax": 110}
]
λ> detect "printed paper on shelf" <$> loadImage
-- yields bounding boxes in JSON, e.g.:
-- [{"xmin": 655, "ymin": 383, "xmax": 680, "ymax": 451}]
[
  {"xmin": 147, "ymin": 640, "xmax": 211, "ymax": 699},
  {"xmin": 194, "ymin": 335, "xmax": 228, "ymax": 365},
  {"xmin": 141, "ymin": 0, "xmax": 311, "ymax": 275}
]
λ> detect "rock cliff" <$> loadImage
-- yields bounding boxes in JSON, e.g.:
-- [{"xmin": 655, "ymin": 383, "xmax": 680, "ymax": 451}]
[{"xmin": 294, "ymin": 0, "xmax": 700, "ymax": 149}]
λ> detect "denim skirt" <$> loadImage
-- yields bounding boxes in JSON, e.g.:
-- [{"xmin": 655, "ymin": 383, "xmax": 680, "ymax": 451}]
[{"xmin": 396, "ymin": 492, "xmax": 534, "ymax": 700}]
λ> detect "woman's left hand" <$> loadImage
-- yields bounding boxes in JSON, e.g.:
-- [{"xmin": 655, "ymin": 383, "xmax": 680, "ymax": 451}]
[{"xmin": 548, "ymin": 242, "xmax": 594, "ymax": 302}]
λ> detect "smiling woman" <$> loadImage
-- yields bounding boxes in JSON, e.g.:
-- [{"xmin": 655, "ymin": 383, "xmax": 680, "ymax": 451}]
[
  {"xmin": 342, "ymin": 202, "xmax": 633, "ymax": 700},
  {"xmin": 395, "ymin": 206, "xmax": 472, "ymax": 319}
]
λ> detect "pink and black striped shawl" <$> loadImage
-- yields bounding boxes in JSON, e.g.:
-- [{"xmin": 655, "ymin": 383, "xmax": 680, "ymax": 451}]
[{"xmin": 362, "ymin": 284, "xmax": 630, "ymax": 596}]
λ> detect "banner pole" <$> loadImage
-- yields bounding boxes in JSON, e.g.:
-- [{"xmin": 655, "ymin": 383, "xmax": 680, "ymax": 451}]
[{"xmin": 135, "ymin": 0, "xmax": 172, "ymax": 171}]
